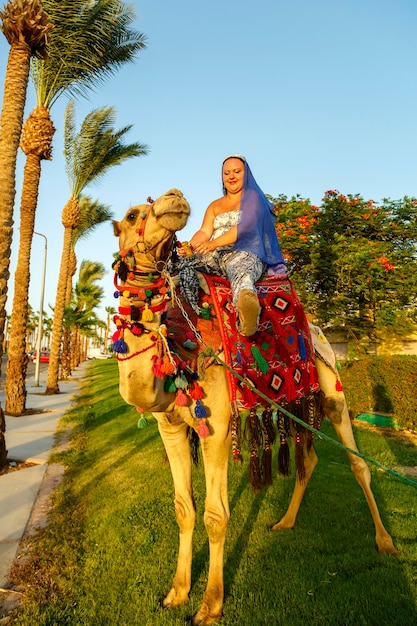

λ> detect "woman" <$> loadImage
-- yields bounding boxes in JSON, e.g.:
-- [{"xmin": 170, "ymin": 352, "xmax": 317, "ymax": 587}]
[{"xmin": 178, "ymin": 155, "xmax": 286, "ymax": 336}]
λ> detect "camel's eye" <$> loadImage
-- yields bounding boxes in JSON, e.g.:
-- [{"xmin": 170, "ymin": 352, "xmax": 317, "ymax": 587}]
[{"xmin": 127, "ymin": 212, "xmax": 137, "ymax": 222}]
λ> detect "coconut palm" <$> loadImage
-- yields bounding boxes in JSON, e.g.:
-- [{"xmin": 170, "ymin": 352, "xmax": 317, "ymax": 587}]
[
  {"xmin": 45, "ymin": 103, "xmax": 147, "ymax": 394},
  {"xmin": 105, "ymin": 305, "xmax": 116, "ymax": 352},
  {"xmin": 60, "ymin": 195, "xmax": 112, "ymax": 379},
  {"xmin": 5, "ymin": 0, "xmax": 146, "ymax": 413},
  {"xmin": 0, "ymin": 0, "xmax": 52, "ymax": 368},
  {"xmin": 64, "ymin": 259, "xmax": 106, "ymax": 369}
]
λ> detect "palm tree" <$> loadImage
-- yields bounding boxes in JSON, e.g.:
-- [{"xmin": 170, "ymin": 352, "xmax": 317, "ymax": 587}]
[
  {"xmin": 65, "ymin": 259, "xmax": 106, "ymax": 369},
  {"xmin": 45, "ymin": 103, "xmax": 147, "ymax": 394},
  {"xmin": 0, "ymin": 0, "xmax": 52, "ymax": 364},
  {"xmin": 105, "ymin": 305, "xmax": 116, "ymax": 352},
  {"xmin": 60, "ymin": 195, "xmax": 113, "ymax": 379},
  {"xmin": 5, "ymin": 0, "xmax": 146, "ymax": 413}
]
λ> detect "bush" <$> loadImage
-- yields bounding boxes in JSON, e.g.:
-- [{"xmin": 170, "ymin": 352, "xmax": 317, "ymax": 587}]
[{"xmin": 340, "ymin": 356, "xmax": 417, "ymax": 431}]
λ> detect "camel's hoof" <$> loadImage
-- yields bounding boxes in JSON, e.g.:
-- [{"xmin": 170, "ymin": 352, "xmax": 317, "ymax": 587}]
[
  {"xmin": 161, "ymin": 590, "xmax": 189, "ymax": 610},
  {"xmin": 271, "ymin": 520, "xmax": 294, "ymax": 532},
  {"xmin": 377, "ymin": 537, "xmax": 399, "ymax": 556},
  {"xmin": 191, "ymin": 610, "xmax": 222, "ymax": 626}
]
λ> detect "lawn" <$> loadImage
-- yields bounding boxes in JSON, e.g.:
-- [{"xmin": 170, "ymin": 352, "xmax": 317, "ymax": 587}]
[{"xmin": 8, "ymin": 360, "xmax": 417, "ymax": 626}]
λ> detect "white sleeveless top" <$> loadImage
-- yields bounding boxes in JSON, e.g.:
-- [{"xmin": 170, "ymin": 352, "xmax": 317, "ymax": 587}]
[{"xmin": 212, "ymin": 210, "xmax": 239, "ymax": 239}]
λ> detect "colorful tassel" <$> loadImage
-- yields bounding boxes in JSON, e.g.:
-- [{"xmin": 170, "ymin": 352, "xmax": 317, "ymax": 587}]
[
  {"xmin": 194, "ymin": 400, "xmax": 207, "ymax": 418},
  {"xmin": 160, "ymin": 355, "xmax": 176, "ymax": 375},
  {"xmin": 277, "ymin": 413, "xmax": 290, "ymax": 476},
  {"xmin": 174, "ymin": 373, "xmax": 188, "ymax": 389},
  {"xmin": 141, "ymin": 304, "xmax": 153, "ymax": 322},
  {"xmin": 117, "ymin": 260, "xmax": 129, "ymax": 281},
  {"xmin": 189, "ymin": 381, "xmax": 204, "ymax": 400},
  {"xmin": 175, "ymin": 389, "xmax": 189, "ymax": 406},
  {"xmin": 250, "ymin": 345, "xmax": 269, "ymax": 374},
  {"xmin": 262, "ymin": 444, "xmax": 273, "ymax": 487},
  {"xmin": 336, "ymin": 379, "xmax": 343, "ymax": 391},
  {"xmin": 137, "ymin": 415, "xmax": 148, "ymax": 429},
  {"xmin": 198, "ymin": 419, "xmax": 210, "ymax": 438},
  {"xmin": 295, "ymin": 430, "xmax": 306, "ymax": 482},
  {"xmin": 183, "ymin": 338, "xmax": 197, "ymax": 350},
  {"xmin": 164, "ymin": 376, "xmax": 177, "ymax": 393},
  {"xmin": 151, "ymin": 356, "xmax": 163, "ymax": 378},
  {"xmin": 298, "ymin": 331, "xmax": 307, "ymax": 360},
  {"xmin": 113, "ymin": 338, "xmax": 128, "ymax": 353}
]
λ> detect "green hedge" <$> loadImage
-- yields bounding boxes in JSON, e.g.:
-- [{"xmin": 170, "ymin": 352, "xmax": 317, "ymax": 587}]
[{"xmin": 339, "ymin": 356, "xmax": 417, "ymax": 431}]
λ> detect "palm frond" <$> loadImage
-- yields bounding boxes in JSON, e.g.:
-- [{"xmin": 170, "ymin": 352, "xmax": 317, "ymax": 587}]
[
  {"xmin": 71, "ymin": 194, "xmax": 113, "ymax": 245},
  {"xmin": 64, "ymin": 104, "xmax": 148, "ymax": 196},
  {"xmin": 31, "ymin": 0, "xmax": 147, "ymax": 107}
]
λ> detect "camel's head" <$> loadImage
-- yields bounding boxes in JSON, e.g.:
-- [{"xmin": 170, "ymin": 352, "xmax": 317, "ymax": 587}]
[{"xmin": 112, "ymin": 189, "xmax": 190, "ymax": 268}]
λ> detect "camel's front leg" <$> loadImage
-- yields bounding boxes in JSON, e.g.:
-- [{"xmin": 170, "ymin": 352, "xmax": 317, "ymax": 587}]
[
  {"xmin": 156, "ymin": 412, "xmax": 195, "ymax": 609},
  {"xmin": 192, "ymin": 415, "xmax": 231, "ymax": 626},
  {"xmin": 315, "ymin": 359, "xmax": 398, "ymax": 555}
]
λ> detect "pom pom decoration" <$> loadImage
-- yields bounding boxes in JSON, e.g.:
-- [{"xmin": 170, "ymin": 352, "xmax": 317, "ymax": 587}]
[
  {"xmin": 174, "ymin": 373, "xmax": 188, "ymax": 389},
  {"xmin": 160, "ymin": 354, "xmax": 176, "ymax": 375},
  {"xmin": 151, "ymin": 356, "xmax": 163, "ymax": 378},
  {"xmin": 199, "ymin": 308, "xmax": 211, "ymax": 320},
  {"xmin": 175, "ymin": 389, "xmax": 189, "ymax": 406},
  {"xmin": 117, "ymin": 260, "xmax": 129, "ymax": 281},
  {"xmin": 335, "ymin": 379, "xmax": 343, "ymax": 392},
  {"xmin": 164, "ymin": 376, "xmax": 177, "ymax": 393},
  {"xmin": 198, "ymin": 419, "xmax": 210, "ymax": 438},
  {"xmin": 194, "ymin": 400, "xmax": 207, "ymax": 418},
  {"xmin": 183, "ymin": 338, "xmax": 197, "ymax": 350},
  {"xmin": 189, "ymin": 380, "xmax": 204, "ymax": 400},
  {"xmin": 137, "ymin": 414, "xmax": 148, "ymax": 429},
  {"xmin": 113, "ymin": 338, "xmax": 128, "ymax": 353}
]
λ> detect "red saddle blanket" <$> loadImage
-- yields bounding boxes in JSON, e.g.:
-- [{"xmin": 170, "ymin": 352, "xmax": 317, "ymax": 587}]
[{"xmin": 166, "ymin": 273, "xmax": 320, "ymax": 411}]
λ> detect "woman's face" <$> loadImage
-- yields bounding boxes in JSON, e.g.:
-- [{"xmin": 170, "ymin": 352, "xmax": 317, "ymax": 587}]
[{"xmin": 222, "ymin": 158, "xmax": 245, "ymax": 194}]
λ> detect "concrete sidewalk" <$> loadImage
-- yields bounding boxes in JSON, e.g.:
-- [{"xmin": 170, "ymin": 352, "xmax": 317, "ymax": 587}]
[{"xmin": 0, "ymin": 362, "xmax": 89, "ymax": 590}]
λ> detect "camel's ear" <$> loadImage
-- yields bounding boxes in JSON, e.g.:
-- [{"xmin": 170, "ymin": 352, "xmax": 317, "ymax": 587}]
[
  {"xmin": 152, "ymin": 188, "xmax": 190, "ymax": 232},
  {"xmin": 112, "ymin": 220, "xmax": 121, "ymax": 236}
]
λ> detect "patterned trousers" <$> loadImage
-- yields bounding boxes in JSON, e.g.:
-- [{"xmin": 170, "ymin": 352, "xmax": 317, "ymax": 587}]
[{"xmin": 178, "ymin": 248, "xmax": 266, "ymax": 314}]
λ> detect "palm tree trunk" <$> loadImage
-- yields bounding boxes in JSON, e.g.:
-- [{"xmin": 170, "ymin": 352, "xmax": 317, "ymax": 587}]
[
  {"xmin": 60, "ymin": 249, "xmax": 77, "ymax": 379},
  {"xmin": 0, "ymin": 407, "xmax": 7, "ymax": 469},
  {"xmin": 5, "ymin": 153, "xmax": 41, "ymax": 414},
  {"xmin": 46, "ymin": 198, "xmax": 80, "ymax": 394},
  {"xmin": 0, "ymin": 42, "xmax": 31, "ymax": 360},
  {"xmin": 60, "ymin": 327, "xmax": 71, "ymax": 379},
  {"xmin": 4, "ymin": 106, "xmax": 54, "ymax": 413},
  {"xmin": 45, "ymin": 228, "xmax": 71, "ymax": 394}
]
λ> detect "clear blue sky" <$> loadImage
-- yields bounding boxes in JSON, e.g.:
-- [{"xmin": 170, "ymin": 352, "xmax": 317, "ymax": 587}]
[{"xmin": 1, "ymin": 0, "xmax": 416, "ymax": 321}]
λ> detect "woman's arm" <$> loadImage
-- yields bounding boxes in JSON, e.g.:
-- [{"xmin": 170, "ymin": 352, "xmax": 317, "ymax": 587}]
[{"xmin": 196, "ymin": 225, "xmax": 237, "ymax": 253}]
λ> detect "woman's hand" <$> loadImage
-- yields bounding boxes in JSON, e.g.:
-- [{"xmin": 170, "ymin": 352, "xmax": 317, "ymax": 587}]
[{"xmin": 193, "ymin": 240, "xmax": 216, "ymax": 255}]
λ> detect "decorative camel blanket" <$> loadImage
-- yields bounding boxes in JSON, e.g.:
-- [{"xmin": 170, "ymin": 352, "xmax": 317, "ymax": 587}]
[{"xmin": 166, "ymin": 273, "xmax": 320, "ymax": 411}]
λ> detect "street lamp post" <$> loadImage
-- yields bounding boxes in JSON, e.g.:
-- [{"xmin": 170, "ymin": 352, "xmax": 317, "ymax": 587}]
[{"xmin": 33, "ymin": 232, "xmax": 47, "ymax": 387}]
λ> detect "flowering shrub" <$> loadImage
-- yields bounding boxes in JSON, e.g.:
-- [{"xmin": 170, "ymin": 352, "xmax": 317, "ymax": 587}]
[{"xmin": 269, "ymin": 191, "xmax": 417, "ymax": 340}]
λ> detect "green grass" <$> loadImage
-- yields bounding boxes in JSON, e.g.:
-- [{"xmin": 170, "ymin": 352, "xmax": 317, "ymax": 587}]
[{"xmin": 9, "ymin": 360, "xmax": 417, "ymax": 626}]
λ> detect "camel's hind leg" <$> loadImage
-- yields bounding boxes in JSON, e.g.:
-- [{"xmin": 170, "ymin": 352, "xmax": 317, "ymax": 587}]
[
  {"xmin": 314, "ymin": 359, "xmax": 398, "ymax": 555},
  {"xmin": 156, "ymin": 412, "xmax": 196, "ymax": 609},
  {"xmin": 271, "ymin": 434, "xmax": 318, "ymax": 531}
]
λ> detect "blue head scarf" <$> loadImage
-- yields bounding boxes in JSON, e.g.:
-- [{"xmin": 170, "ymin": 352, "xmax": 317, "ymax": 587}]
[{"xmin": 222, "ymin": 155, "xmax": 285, "ymax": 267}]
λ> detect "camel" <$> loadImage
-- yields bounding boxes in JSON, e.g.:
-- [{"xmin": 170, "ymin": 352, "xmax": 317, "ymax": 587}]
[{"xmin": 112, "ymin": 188, "xmax": 397, "ymax": 626}]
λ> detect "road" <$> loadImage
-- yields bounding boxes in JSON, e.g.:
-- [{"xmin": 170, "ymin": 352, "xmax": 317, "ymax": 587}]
[{"xmin": 0, "ymin": 356, "xmax": 49, "ymax": 383}]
